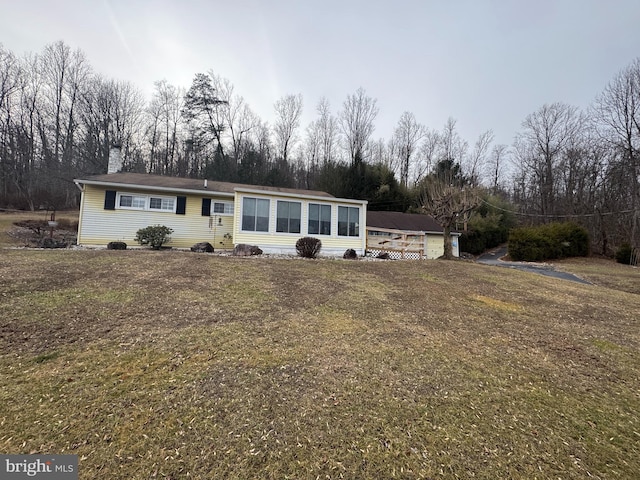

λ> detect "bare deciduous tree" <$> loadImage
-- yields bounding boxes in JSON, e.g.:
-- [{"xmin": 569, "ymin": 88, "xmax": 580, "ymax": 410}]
[
  {"xmin": 273, "ymin": 93, "xmax": 303, "ymax": 163},
  {"xmin": 420, "ymin": 172, "xmax": 481, "ymax": 259},
  {"xmin": 593, "ymin": 58, "xmax": 640, "ymax": 245},
  {"xmin": 413, "ymin": 129, "xmax": 440, "ymax": 185},
  {"xmin": 465, "ymin": 129, "xmax": 494, "ymax": 186},
  {"xmin": 146, "ymin": 80, "xmax": 184, "ymax": 175},
  {"xmin": 339, "ymin": 87, "xmax": 378, "ymax": 165},
  {"xmin": 487, "ymin": 143, "xmax": 508, "ymax": 195},
  {"xmin": 316, "ymin": 97, "xmax": 339, "ymax": 164},
  {"xmin": 392, "ymin": 111, "xmax": 425, "ymax": 188},
  {"xmin": 514, "ymin": 102, "xmax": 585, "ymax": 216}
]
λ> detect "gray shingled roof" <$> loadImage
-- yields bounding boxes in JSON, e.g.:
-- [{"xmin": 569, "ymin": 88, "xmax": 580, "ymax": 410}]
[
  {"xmin": 75, "ymin": 172, "xmax": 335, "ymax": 198},
  {"xmin": 366, "ymin": 210, "xmax": 445, "ymax": 233}
]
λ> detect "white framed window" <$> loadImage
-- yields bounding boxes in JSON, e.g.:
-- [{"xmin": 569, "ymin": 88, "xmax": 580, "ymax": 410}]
[
  {"xmin": 241, "ymin": 197, "xmax": 270, "ymax": 232},
  {"xmin": 276, "ymin": 200, "xmax": 301, "ymax": 234},
  {"xmin": 118, "ymin": 193, "xmax": 146, "ymax": 210},
  {"xmin": 338, "ymin": 206, "xmax": 360, "ymax": 237},
  {"xmin": 116, "ymin": 192, "xmax": 176, "ymax": 213},
  {"xmin": 212, "ymin": 201, "xmax": 234, "ymax": 215},
  {"xmin": 149, "ymin": 196, "xmax": 175, "ymax": 211},
  {"xmin": 308, "ymin": 203, "xmax": 331, "ymax": 235}
]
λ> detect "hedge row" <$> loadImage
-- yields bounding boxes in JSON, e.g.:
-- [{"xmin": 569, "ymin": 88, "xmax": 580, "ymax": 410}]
[
  {"xmin": 460, "ymin": 225, "xmax": 509, "ymax": 255},
  {"xmin": 508, "ymin": 222, "xmax": 589, "ymax": 262}
]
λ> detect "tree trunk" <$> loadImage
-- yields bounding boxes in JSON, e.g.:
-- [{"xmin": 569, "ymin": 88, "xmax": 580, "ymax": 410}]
[{"xmin": 442, "ymin": 223, "xmax": 454, "ymax": 259}]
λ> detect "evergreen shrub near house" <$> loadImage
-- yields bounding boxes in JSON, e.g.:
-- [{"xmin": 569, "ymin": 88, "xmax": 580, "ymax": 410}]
[
  {"xmin": 296, "ymin": 236, "xmax": 322, "ymax": 259},
  {"xmin": 508, "ymin": 222, "xmax": 589, "ymax": 262},
  {"xmin": 134, "ymin": 225, "xmax": 174, "ymax": 250},
  {"xmin": 615, "ymin": 243, "xmax": 632, "ymax": 264}
]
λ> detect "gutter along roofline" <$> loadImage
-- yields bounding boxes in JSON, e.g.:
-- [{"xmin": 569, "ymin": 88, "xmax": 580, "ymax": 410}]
[
  {"xmin": 73, "ymin": 178, "xmax": 235, "ymax": 198},
  {"xmin": 234, "ymin": 187, "xmax": 368, "ymax": 205}
]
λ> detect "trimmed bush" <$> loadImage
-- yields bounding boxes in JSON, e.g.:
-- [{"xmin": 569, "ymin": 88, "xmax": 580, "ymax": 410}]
[
  {"xmin": 134, "ymin": 225, "xmax": 173, "ymax": 250},
  {"xmin": 107, "ymin": 241, "xmax": 127, "ymax": 250},
  {"xmin": 508, "ymin": 222, "xmax": 589, "ymax": 262},
  {"xmin": 615, "ymin": 243, "xmax": 632, "ymax": 264},
  {"xmin": 296, "ymin": 237, "xmax": 322, "ymax": 258}
]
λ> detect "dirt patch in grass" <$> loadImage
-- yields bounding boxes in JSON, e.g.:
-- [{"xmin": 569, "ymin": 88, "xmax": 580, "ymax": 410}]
[
  {"xmin": 0, "ymin": 210, "xmax": 79, "ymax": 247},
  {"xmin": 0, "ymin": 249, "xmax": 638, "ymax": 479}
]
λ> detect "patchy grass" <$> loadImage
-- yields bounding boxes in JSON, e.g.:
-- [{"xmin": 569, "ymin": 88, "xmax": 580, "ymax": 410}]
[
  {"xmin": 0, "ymin": 210, "xmax": 79, "ymax": 247},
  {"xmin": 554, "ymin": 256, "xmax": 640, "ymax": 294},
  {"xmin": 0, "ymin": 245, "xmax": 638, "ymax": 478}
]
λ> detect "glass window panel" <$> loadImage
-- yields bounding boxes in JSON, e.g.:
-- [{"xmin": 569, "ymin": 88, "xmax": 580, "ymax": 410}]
[
  {"xmin": 242, "ymin": 198, "xmax": 256, "ymax": 231},
  {"xmin": 132, "ymin": 196, "xmax": 146, "ymax": 209},
  {"xmin": 308, "ymin": 204, "xmax": 319, "ymax": 234},
  {"xmin": 277, "ymin": 201, "xmax": 301, "ymax": 233},
  {"xmin": 338, "ymin": 206, "xmax": 359, "ymax": 236},
  {"xmin": 338, "ymin": 206, "xmax": 348, "ymax": 236},
  {"xmin": 320, "ymin": 205, "xmax": 331, "ymax": 235},
  {"xmin": 256, "ymin": 199, "xmax": 269, "ymax": 231}
]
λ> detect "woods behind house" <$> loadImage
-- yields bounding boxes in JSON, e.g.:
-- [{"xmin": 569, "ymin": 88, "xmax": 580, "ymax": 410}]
[{"xmin": 0, "ymin": 42, "xmax": 638, "ymax": 255}]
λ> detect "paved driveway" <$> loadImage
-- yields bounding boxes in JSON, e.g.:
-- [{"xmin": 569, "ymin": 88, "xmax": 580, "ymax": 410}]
[{"xmin": 476, "ymin": 247, "xmax": 591, "ymax": 284}]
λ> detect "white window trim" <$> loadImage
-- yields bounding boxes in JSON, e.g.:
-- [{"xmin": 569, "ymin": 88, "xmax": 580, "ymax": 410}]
[
  {"xmin": 241, "ymin": 196, "xmax": 271, "ymax": 233},
  {"xmin": 116, "ymin": 192, "xmax": 177, "ymax": 213},
  {"xmin": 337, "ymin": 205, "xmax": 361, "ymax": 237},
  {"xmin": 307, "ymin": 202, "xmax": 332, "ymax": 236},
  {"xmin": 276, "ymin": 200, "xmax": 302, "ymax": 235},
  {"xmin": 211, "ymin": 200, "xmax": 234, "ymax": 216}
]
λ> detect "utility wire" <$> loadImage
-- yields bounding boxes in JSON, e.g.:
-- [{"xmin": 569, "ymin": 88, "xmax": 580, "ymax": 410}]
[{"xmin": 479, "ymin": 198, "xmax": 636, "ymax": 218}]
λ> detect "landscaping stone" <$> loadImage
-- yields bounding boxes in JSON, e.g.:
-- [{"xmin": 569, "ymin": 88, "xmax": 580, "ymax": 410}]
[
  {"xmin": 343, "ymin": 248, "xmax": 358, "ymax": 260},
  {"xmin": 40, "ymin": 238, "xmax": 67, "ymax": 249},
  {"xmin": 233, "ymin": 244, "xmax": 263, "ymax": 256},
  {"xmin": 191, "ymin": 242, "xmax": 214, "ymax": 253}
]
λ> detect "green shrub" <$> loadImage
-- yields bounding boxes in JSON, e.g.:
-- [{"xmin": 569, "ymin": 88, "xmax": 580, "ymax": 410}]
[
  {"xmin": 459, "ymin": 194, "xmax": 516, "ymax": 255},
  {"xmin": 134, "ymin": 225, "xmax": 174, "ymax": 250},
  {"xmin": 508, "ymin": 222, "xmax": 589, "ymax": 262},
  {"xmin": 615, "ymin": 243, "xmax": 632, "ymax": 264},
  {"xmin": 296, "ymin": 236, "xmax": 322, "ymax": 258}
]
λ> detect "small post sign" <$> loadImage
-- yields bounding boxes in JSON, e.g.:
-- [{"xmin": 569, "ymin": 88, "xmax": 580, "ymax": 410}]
[{"xmin": 1, "ymin": 455, "xmax": 78, "ymax": 479}]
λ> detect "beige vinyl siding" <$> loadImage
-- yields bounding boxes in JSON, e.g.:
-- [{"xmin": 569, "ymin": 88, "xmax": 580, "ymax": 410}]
[
  {"xmin": 423, "ymin": 233, "xmax": 459, "ymax": 259},
  {"xmin": 77, "ymin": 185, "xmax": 233, "ymax": 249},
  {"xmin": 233, "ymin": 192, "xmax": 367, "ymax": 255},
  {"xmin": 425, "ymin": 233, "xmax": 445, "ymax": 259}
]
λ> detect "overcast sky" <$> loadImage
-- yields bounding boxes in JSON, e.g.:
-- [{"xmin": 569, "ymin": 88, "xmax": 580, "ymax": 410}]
[{"xmin": 2, "ymin": 0, "xmax": 639, "ymax": 150}]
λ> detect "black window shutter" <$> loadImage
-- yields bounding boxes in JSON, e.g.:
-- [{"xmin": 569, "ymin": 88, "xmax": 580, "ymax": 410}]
[
  {"xmin": 176, "ymin": 196, "xmax": 186, "ymax": 215},
  {"xmin": 201, "ymin": 198, "xmax": 211, "ymax": 216},
  {"xmin": 104, "ymin": 190, "xmax": 116, "ymax": 210}
]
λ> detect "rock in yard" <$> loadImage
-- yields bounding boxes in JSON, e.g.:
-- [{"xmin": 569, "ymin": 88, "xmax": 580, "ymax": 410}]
[
  {"xmin": 40, "ymin": 238, "xmax": 67, "ymax": 249},
  {"xmin": 343, "ymin": 248, "xmax": 358, "ymax": 260},
  {"xmin": 191, "ymin": 242, "xmax": 214, "ymax": 253},
  {"xmin": 233, "ymin": 244, "xmax": 263, "ymax": 256}
]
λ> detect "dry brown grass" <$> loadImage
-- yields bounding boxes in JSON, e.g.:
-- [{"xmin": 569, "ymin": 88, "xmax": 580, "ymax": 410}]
[
  {"xmin": 0, "ymin": 210, "xmax": 79, "ymax": 247},
  {"xmin": 0, "ymin": 215, "xmax": 638, "ymax": 479},
  {"xmin": 554, "ymin": 256, "xmax": 640, "ymax": 294}
]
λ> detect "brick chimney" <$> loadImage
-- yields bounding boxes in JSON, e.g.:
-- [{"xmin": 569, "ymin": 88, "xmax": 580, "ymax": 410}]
[{"xmin": 107, "ymin": 145, "xmax": 122, "ymax": 174}]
